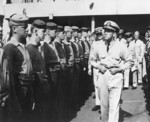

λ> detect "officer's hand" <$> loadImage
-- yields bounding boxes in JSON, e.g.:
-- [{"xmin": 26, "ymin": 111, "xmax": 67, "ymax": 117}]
[
  {"xmin": 88, "ymin": 69, "xmax": 92, "ymax": 75},
  {"xmin": 109, "ymin": 68, "xmax": 122, "ymax": 75},
  {"xmin": 98, "ymin": 65, "xmax": 107, "ymax": 74}
]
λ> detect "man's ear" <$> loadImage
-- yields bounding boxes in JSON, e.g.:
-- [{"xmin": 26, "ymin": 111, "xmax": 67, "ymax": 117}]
[
  {"xmin": 55, "ymin": 32, "xmax": 58, "ymax": 36},
  {"xmin": 113, "ymin": 32, "xmax": 117, "ymax": 38},
  {"xmin": 35, "ymin": 29, "xmax": 38, "ymax": 36},
  {"xmin": 64, "ymin": 32, "xmax": 66, "ymax": 36},
  {"xmin": 12, "ymin": 26, "xmax": 17, "ymax": 33}
]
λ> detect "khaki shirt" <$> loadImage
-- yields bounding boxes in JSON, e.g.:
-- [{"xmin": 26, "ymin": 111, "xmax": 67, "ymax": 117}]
[
  {"xmin": 118, "ymin": 38, "xmax": 127, "ymax": 46},
  {"xmin": 131, "ymin": 39, "xmax": 145, "ymax": 61},
  {"xmin": 90, "ymin": 39, "xmax": 132, "ymax": 71}
]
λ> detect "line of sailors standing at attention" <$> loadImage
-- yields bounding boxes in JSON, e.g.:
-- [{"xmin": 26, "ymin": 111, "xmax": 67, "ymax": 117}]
[{"xmin": 0, "ymin": 13, "xmax": 92, "ymax": 122}]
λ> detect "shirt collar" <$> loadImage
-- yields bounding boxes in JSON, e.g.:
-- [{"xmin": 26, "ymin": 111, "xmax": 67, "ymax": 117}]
[
  {"xmin": 8, "ymin": 37, "xmax": 25, "ymax": 47},
  {"xmin": 63, "ymin": 39, "xmax": 70, "ymax": 45},
  {"xmin": 70, "ymin": 37, "xmax": 75, "ymax": 42},
  {"xmin": 54, "ymin": 39, "xmax": 63, "ymax": 45},
  {"xmin": 81, "ymin": 36, "xmax": 85, "ymax": 41},
  {"xmin": 134, "ymin": 39, "xmax": 140, "ymax": 43},
  {"xmin": 104, "ymin": 38, "xmax": 118, "ymax": 47}
]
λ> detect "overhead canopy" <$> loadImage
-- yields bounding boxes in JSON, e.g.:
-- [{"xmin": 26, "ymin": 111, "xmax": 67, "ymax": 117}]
[{"xmin": 3, "ymin": 0, "xmax": 150, "ymax": 18}]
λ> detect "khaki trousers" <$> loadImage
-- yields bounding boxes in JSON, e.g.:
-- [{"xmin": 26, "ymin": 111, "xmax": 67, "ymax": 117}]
[
  {"xmin": 98, "ymin": 70, "xmax": 123, "ymax": 122},
  {"xmin": 138, "ymin": 62, "xmax": 142, "ymax": 83},
  {"xmin": 124, "ymin": 69, "xmax": 138, "ymax": 87},
  {"xmin": 93, "ymin": 69, "xmax": 100, "ymax": 106}
]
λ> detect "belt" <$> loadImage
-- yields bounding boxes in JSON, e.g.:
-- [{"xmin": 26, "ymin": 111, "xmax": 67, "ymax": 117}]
[
  {"xmin": 47, "ymin": 62, "xmax": 60, "ymax": 67},
  {"xmin": 40, "ymin": 74, "xmax": 48, "ymax": 83},
  {"xmin": 68, "ymin": 61, "xmax": 74, "ymax": 68},
  {"xmin": 75, "ymin": 58, "xmax": 80, "ymax": 63},
  {"xmin": 49, "ymin": 64, "xmax": 61, "ymax": 72},
  {"xmin": 19, "ymin": 74, "xmax": 34, "ymax": 86},
  {"xmin": 35, "ymin": 72, "xmax": 48, "ymax": 84}
]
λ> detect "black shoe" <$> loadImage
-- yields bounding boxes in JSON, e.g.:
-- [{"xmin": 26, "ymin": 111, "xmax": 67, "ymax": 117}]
[
  {"xmin": 99, "ymin": 115, "xmax": 102, "ymax": 120},
  {"xmin": 93, "ymin": 95, "xmax": 95, "ymax": 99},
  {"xmin": 98, "ymin": 110, "xmax": 101, "ymax": 113},
  {"xmin": 138, "ymin": 82, "xmax": 142, "ymax": 85},
  {"xmin": 132, "ymin": 86, "xmax": 137, "ymax": 89},
  {"xmin": 91, "ymin": 105, "xmax": 100, "ymax": 111},
  {"xmin": 123, "ymin": 87, "xmax": 129, "ymax": 90}
]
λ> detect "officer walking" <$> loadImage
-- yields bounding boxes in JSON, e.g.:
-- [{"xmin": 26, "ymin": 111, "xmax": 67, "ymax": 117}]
[{"xmin": 90, "ymin": 21, "xmax": 133, "ymax": 122}]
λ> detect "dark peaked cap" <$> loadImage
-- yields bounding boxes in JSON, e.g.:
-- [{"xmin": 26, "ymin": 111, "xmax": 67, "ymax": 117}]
[
  {"xmin": 94, "ymin": 27, "xmax": 103, "ymax": 35},
  {"xmin": 81, "ymin": 27, "xmax": 89, "ymax": 31},
  {"xmin": 64, "ymin": 26, "xmax": 72, "ymax": 32},
  {"xmin": 57, "ymin": 25, "xmax": 64, "ymax": 32},
  {"xmin": 9, "ymin": 13, "xmax": 29, "ymax": 27},
  {"xmin": 46, "ymin": 22, "xmax": 57, "ymax": 29},
  {"xmin": 118, "ymin": 29, "xmax": 125, "ymax": 35},
  {"xmin": 32, "ymin": 19, "xmax": 46, "ymax": 29},
  {"xmin": 124, "ymin": 32, "xmax": 133, "ymax": 38},
  {"xmin": 72, "ymin": 26, "xmax": 79, "ymax": 30}
]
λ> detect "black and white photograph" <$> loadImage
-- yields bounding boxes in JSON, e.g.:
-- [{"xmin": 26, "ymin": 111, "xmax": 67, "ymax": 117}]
[{"xmin": 0, "ymin": 0, "xmax": 150, "ymax": 122}]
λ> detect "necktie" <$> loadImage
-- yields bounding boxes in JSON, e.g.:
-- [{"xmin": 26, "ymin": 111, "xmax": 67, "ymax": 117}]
[{"xmin": 107, "ymin": 43, "xmax": 110, "ymax": 52}]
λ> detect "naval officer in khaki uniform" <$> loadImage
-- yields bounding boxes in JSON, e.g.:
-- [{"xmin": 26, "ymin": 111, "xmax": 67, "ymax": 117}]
[{"xmin": 90, "ymin": 21, "xmax": 133, "ymax": 122}]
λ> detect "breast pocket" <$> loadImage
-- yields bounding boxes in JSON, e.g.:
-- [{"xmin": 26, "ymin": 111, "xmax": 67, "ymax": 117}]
[
  {"xmin": 110, "ymin": 53, "xmax": 121, "ymax": 65},
  {"xmin": 99, "ymin": 54, "xmax": 106, "ymax": 61}
]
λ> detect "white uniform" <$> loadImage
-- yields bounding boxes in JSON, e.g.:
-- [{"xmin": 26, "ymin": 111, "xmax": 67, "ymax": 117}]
[
  {"xmin": 124, "ymin": 40, "xmax": 138, "ymax": 88},
  {"xmin": 119, "ymin": 38, "xmax": 127, "ymax": 46},
  {"xmin": 117, "ymin": 38, "xmax": 131, "ymax": 88},
  {"xmin": 89, "ymin": 41, "xmax": 101, "ymax": 106},
  {"xmin": 142, "ymin": 43, "xmax": 147, "ymax": 78},
  {"xmin": 90, "ymin": 39, "xmax": 132, "ymax": 122},
  {"xmin": 133, "ymin": 39, "xmax": 145, "ymax": 83}
]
